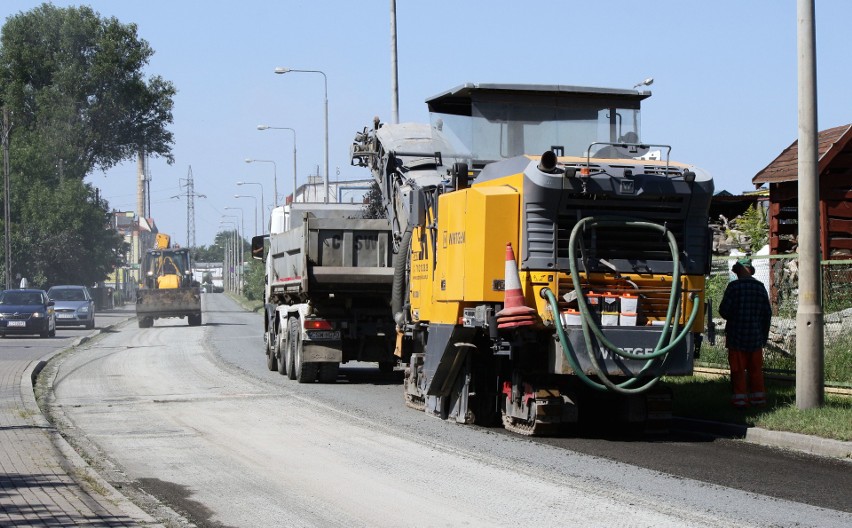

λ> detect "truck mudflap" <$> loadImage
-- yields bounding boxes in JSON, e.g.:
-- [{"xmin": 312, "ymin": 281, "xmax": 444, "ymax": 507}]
[{"xmin": 136, "ymin": 287, "xmax": 201, "ymax": 318}]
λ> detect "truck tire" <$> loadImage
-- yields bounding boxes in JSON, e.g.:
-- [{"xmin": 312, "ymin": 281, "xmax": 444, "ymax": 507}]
[
  {"xmin": 138, "ymin": 317, "xmax": 153, "ymax": 329},
  {"xmin": 318, "ymin": 362, "xmax": 339, "ymax": 383},
  {"xmin": 290, "ymin": 317, "xmax": 317, "ymax": 383},
  {"xmin": 276, "ymin": 321, "xmax": 288, "ymax": 376},
  {"xmin": 188, "ymin": 313, "xmax": 202, "ymax": 326},
  {"xmin": 265, "ymin": 330, "xmax": 278, "ymax": 371},
  {"xmin": 286, "ymin": 317, "xmax": 297, "ymax": 380}
]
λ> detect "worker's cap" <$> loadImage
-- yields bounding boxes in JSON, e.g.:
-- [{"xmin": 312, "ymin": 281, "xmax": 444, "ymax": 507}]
[{"xmin": 732, "ymin": 257, "xmax": 755, "ymax": 274}]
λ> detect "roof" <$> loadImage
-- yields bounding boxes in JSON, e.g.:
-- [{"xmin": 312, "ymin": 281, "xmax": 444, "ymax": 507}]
[
  {"xmin": 753, "ymin": 124, "xmax": 852, "ymax": 184},
  {"xmin": 426, "ymin": 83, "xmax": 650, "ymax": 116}
]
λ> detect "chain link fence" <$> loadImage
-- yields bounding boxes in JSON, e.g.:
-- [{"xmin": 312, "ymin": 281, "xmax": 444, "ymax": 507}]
[{"xmin": 703, "ymin": 255, "xmax": 852, "ymax": 387}]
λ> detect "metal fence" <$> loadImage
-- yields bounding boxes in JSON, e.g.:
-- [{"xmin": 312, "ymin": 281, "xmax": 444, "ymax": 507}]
[{"xmin": 702, "ymin": 255, "xmax": 852, "ymax": 386}]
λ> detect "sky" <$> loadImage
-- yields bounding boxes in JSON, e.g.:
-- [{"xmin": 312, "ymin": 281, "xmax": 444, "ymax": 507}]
[{"xmin": 2, "ymin": 1, "xmax": 851, "ymax": 247}]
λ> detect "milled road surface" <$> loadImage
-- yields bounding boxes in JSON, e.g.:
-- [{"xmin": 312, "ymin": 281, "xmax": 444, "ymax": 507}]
[{"xmin": 45, "ymin": 294, "xmax": 852, "ymax": 527}]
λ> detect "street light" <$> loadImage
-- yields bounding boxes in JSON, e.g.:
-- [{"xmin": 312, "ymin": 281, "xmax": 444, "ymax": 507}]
[
  {"xmin": 257, "ymin": 125, "xmax": 298, "ymax": 204},
  {"xmin": 224, "ymin": 207, "xmax": 245, "ymax": 252},
  {"xmin": 245, "ymin": 159, "xmax": 278, "ymax": 207},
  {"xmin": 219, "ymin": 220, "xmax": 238, "ymax": 293},
  {"xmin": 274, "ymin": 67, "xmax": 329, "ymax": 203},
  {"xmin": 222, "ymin": 214, "xmax": 242, "ymax": 295},
  {"xmin": 236, "ymin": 181, "xmax": 264, "ymax": 232},
  {"xmin": 234, "ymin": 194, "xmax": 258, "ymax": 236}
]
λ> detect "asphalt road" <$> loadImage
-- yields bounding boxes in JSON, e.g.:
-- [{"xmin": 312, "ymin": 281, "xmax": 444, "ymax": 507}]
[
  {"xmin": 44, "ymin": 294, "xmax": 852, "ymax": 527},
  {"xmin": 0, "ymin": 304, "xmax": 132, "ymax": 362}
]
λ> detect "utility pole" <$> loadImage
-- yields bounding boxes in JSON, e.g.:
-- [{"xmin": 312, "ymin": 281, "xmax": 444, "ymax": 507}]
[
  {"xmin": 390, "ymin": 0, "xmax": 399, "ymax": 124},
  {"xmin": 796, "ymin": 0, "xmax": 824, "ymax": 409},
  {"xmin": 2, "ymin": 107, "xmax": 11, "ymax": 290},
  {"xmin": 174, "ymin": 166, "xmax": 206, "ymax": 249},
  {"xmin": 136, "ymin": 149, "xmax": 145, "ymax": 221}
]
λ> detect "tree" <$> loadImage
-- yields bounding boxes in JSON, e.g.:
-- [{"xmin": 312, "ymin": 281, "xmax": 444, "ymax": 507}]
[
  {"xmin": 361, "ymin": 180, "xmax": 386, "ymax": 219},
  {"xmin": 0, "ymin": 4, "xmax": 175, "ymax": 286},
  {"xmin": 15, "ymin": 179, "xmax": 126, "ymax": 287},
  {"xmin": 0, "ymin": 4, "xmax": 176, "ymax": 178},
  {"xmin": 727, "ymin": 204, "xmax": 769, "ymax": 254}
]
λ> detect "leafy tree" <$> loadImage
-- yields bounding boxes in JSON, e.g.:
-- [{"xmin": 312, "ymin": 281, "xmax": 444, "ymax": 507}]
[
  {"xmin": 0, "ymin": 4, "xmax": 176, "ymax": 178},
  {"xmin": 242, "ymin": 257, "xmax": 265, "ymax": 302},
  {"xmin": 727, "ymin": 204, "xmax": 768, "ymax": 254},
  {"xmin": 15, "ymin": 179, "xmax": 125, "ymax": 288},
  {"xmin": 0, "ymin": 4, "xmax": 175, "ymax": 286},
  {"xmin": 361, "ymin": 180, "xmax": 386, "ymax": 219}
]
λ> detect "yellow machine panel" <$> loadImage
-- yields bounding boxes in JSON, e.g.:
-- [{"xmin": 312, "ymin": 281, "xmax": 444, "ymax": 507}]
[{"xmin": 435, "ymin": 185, "xmax": 520, "ymax": 303}]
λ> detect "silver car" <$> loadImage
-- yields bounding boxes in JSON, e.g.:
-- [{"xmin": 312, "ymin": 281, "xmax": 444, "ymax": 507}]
[{"xmin": 48, "ymin": 285, "xmax": 95, "ymax": 329}]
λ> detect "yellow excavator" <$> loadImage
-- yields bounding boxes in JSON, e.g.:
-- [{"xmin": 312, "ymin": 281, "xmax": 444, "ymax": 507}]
[{"xmin": 135, "ymin": 233, "xmax": 202, "ymax": 328}]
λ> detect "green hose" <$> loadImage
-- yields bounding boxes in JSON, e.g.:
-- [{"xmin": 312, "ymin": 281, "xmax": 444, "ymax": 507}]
[{"xmin": 542, "ymin": 216, "xmax": 700, "ymax": 395}]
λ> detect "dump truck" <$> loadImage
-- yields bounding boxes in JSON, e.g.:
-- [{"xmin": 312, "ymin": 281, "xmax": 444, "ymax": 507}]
[
  {"xmin": 136, "ymin": 233, "xmax": 202, "ymax": 328},
  {"xmin": 351, "ymin": 83, "xmax": 714, "ymax": 435},
  {"xmin": 251, "ymin": 202, "xmax": 397, "ymax": 383}
]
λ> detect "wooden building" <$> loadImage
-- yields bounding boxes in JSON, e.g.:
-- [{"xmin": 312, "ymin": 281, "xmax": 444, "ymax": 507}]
[{"xmin": 752, "ymin": 124, "xmax": 852, "ymax": 259}]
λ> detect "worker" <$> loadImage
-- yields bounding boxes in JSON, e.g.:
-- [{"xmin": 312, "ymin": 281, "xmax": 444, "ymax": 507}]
[{"xmin": 718, "ymin": 257, "xmax": 772, "ymax": 408}]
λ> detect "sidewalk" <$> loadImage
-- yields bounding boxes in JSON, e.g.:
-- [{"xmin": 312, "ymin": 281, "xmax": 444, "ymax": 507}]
[{"xmin": 0, "ymin": 306, "xmax": 160, "ymax": 527}]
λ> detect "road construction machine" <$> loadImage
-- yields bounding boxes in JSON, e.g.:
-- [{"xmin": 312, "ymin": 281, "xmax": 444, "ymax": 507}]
[
  {"xmin": 351, "ymin": 83, "xmax": 713, "ymax": 435},
  {"xmin": 136, "ymin": 233, "xmax": 202, "ymax": 328},
  {"xmin": 251, "ymin": 203, "xmax": 397, "ymax": 383}
]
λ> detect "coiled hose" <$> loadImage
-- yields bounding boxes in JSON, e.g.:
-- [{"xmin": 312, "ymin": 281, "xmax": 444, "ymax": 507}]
[{"xmin": 541, "ymin": 216, "xmax": 700, "ymax": 394}]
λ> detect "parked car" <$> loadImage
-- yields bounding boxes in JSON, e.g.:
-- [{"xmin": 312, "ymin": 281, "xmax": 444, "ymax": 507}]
[
  {"xmin": 47, "ymin": 285, "xmax": 95, "ymax": 329},
  {"xmin": 0, "ymin": 289, "xmax": 56, "ymax": 338}
]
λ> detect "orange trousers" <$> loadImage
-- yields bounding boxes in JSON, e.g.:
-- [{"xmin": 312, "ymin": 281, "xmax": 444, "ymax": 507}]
[{"xmin": 728, "ymin": 348, "xmax": 766, "ymax": 407}]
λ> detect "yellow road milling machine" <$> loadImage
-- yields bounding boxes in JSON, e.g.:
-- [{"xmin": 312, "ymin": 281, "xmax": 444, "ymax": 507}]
[
  {"xmin": 136, "ymin": 233, "xmax": 202, "ymax": 328},
  {"xmin": 351, "ymin": 83, "xmax": 713, "ymax": 435}
]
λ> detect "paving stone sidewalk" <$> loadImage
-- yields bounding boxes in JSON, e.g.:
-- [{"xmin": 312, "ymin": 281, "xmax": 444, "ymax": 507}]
[{"xmin": 0, "ymin": 308, "xmax": 159, "ymax": 527}]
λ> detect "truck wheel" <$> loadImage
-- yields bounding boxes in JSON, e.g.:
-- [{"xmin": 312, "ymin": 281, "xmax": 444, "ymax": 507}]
[
  {"xmin": 276, "ymin": 322, "xmax": 288, "ymax": 376},
  {"xmin": 286, "ymin": 318, "xmax": 297, "ymax": 380},
  {"xmin": 138, "ymin": 317, "xmax": 153, "ymax": 329},
  {"xmin": 265, "ymin": 330, "xmax": 278, "ymax": 371},
  {"xmin": 318, "ymin": 362, "xmax": 339, "ymax": 383},
  {"xmin": 188, "ymin": 314, "xmax": 202, "ymax": 326},
  {"xmin": 290, "ymin": 317, "xmax": 317, "ymax": 383}
]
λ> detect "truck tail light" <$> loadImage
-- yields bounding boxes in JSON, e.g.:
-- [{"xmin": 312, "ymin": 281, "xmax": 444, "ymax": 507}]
[{"xmin": 304, "ymin": 319, "xmax": 333, "ymax": 330}]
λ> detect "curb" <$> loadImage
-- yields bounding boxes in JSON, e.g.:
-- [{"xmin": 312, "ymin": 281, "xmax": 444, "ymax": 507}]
[
  {"xmin": 674, "ymin": 417, "xmax": 852, "ymax": 460},
  {"xmin": 21, "ymin": 314, "xmax": 164, "ymax": 526},
  {"xmin": 744, "ymin": 427, "xmax": 852, "ymax": 460}
]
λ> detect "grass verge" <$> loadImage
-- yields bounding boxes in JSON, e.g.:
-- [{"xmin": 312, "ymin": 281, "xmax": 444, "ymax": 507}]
[{"xmin": 665, "ymin": 375, "xmax": 852, "ymax": 442}]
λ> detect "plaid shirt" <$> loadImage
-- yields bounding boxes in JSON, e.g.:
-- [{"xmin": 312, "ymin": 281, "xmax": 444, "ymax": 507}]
[{"xmin": 718, "ymin": 276, "xmax": 772, "ymax": 352}]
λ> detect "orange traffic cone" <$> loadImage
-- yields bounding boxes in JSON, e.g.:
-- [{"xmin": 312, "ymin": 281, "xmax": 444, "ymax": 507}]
[{"xmin": 496, "ymin": 243, "xmax": 537, "ymax": 329}]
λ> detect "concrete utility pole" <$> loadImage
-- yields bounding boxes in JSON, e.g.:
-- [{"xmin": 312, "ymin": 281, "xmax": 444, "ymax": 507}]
[
  {"xmin": 2, "ymin": 107, "xmax": 11, "ymax": 290},
  {"xmin": 136, "ymin": 150, "xmax": 145, "ymax": 222},
  {"xmin": 390, "ymin": 0, "xmax": 399, "ymax": 124},
  {"xmin": 795, "ymin": 0, "xmax": 824, "ymax": 409}
]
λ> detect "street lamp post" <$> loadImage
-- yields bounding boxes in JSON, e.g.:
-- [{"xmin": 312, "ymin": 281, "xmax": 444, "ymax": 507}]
[
  {"xmin": 257, "ymin": 125, "xmax": 298, "ymax": 204},
  {"xmin": 234, "ymin": 195, "xmax": 258, "ymax": 236},
  {"xmin": 274, "ymin": 67, "xmax": 329, "ymax": 203},
  {"xmin": 245, "ymin": 159, "xmax": 278, "ymax": 207},
  {"xmin": 222, "ymin": 214, "xmax": 242, "ymax": 295},
  {"xmin": 237, "ymin": 181, "xmax": 264, "ymax": 232},
  {"xmin": 219, "ymin": 221, "xmax": 237, "ymax": 293}
]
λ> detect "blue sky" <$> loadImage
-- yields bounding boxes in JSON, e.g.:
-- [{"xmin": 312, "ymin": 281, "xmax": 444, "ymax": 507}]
[{"xmin": 3, "ymin": 1, "xmax": 851, "ymax": 246}]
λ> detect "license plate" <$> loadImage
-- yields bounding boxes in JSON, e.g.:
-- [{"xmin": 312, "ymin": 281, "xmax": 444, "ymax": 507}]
[
  {"xmin": 57, "ymin": 314, "xmax": 75, "ymax": 319},
  {"xmin": 306, "ymin": 330, "xmax": 341, "ymax": 341},
  {"xmin": 7, "ymin": 320, "xmax": 25, "ymax": 327}
]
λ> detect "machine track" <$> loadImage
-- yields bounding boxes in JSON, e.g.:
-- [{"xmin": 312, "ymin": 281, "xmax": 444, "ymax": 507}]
[
  {"xmin": 404, "ymin": 392, "xmax": 426, "ymax": 412},
  {"xmin": 501, "ymin": 414, "xmax": 561, "ymax": 437}
]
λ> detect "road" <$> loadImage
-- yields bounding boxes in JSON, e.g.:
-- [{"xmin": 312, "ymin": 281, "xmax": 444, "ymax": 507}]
[{"xmin": 44, "ymin": 294, "xmax": 852, "ymax": 527}]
